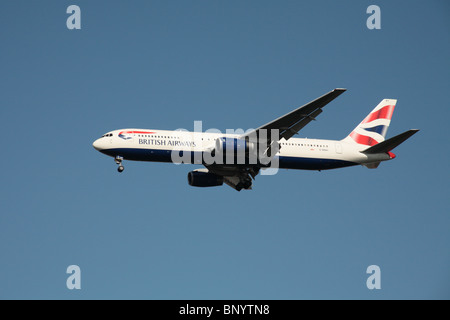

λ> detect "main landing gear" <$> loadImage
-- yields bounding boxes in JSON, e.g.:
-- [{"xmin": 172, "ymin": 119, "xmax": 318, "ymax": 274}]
[
  {"xmin": 235, "ymin": 176, "xmax": 252, "ymax": 191},
  {"xmin": 115, "ymin": 156, "xmax": 124, "ymax": 173},
  {"xmin": 236, "ymin": 167, "xmax": 258, "ymax": 191}
]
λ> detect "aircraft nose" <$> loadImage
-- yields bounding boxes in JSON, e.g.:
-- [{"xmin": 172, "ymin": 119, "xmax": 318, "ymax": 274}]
[{"xmin": 93, "ymin": 139, "xmax": 102, "ymax": 151}]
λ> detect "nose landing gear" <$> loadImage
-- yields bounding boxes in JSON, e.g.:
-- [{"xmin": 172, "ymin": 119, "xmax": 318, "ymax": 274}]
[{"xmin": 115, "ymin": 156, "xmax": 124, "ymax": 173}]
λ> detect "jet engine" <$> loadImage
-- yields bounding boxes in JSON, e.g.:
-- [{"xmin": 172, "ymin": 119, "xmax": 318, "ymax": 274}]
[{"xmin": 187, "ymin": 170, "xmax": 224, "ymax": 187}]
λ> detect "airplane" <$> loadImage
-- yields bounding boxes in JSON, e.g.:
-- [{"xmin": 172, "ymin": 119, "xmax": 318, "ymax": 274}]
[{"xmin": 92, "ymin": 89, "xmax": 419, "ymax": 191}]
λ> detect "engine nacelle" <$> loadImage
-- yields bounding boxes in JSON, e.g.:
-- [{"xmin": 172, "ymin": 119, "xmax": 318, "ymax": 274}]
[
  {"xmin": 187, "ymin": 170, "xmax": 224, "ymax": 187},
  {"xmin": 215, "ymin": 137, "xmax": 256, "ymax": 157}
]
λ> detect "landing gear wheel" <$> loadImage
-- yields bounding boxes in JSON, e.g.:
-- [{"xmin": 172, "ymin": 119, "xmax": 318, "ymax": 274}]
[{"xmin": 118, "ymin": 165, "xmax": 124, "ymax": 173}]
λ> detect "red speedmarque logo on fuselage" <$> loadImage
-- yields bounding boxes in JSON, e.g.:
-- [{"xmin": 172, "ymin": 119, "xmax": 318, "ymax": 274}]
[{"xmin": 118, "ymin": 130, "xmax": 155, "ymax": 140}]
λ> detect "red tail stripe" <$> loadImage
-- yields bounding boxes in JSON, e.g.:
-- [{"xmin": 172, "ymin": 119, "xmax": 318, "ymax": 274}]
[
  {"xmin": 350, "ymin": 132, "xmax": 379, "ymax": 146},
  {"xmin": 362, "ymin": 105, "xmax": 395, "ymax": 124}
]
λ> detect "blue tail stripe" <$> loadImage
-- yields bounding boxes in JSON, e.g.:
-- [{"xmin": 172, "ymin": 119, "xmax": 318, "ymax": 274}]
[{"xmin": 364, "ymin": 125, "xmax": 387, "ymax": 136}]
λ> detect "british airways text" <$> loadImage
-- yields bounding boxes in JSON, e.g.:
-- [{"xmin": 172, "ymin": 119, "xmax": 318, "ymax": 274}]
[{"xmin": 139, "ymin": 139, "xmax": 196, "ymax": 147}]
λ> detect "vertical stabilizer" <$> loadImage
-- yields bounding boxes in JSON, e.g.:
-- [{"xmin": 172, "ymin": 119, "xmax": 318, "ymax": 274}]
[{"xmin": 343, "ymin": 99, "xmax": 396, "ymax": 146}]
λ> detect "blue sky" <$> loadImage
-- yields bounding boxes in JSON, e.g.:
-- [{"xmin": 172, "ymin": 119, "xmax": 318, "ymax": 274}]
[{"xmin": 0, "ymin": 0, "xmax": 449, "ymax": 299}]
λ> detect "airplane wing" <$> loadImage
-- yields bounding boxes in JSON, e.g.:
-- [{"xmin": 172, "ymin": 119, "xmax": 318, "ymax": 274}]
[
  {"xmin": 243, "ymin": 88, "xmax": 346, "ymax": 141},
  {"xmin": 241, "ymin": 88, "xmax": 346, "ymax": 158},
  {"xmin": 204, "ymin": 89, "xmax": 347, "ymax": 191}
]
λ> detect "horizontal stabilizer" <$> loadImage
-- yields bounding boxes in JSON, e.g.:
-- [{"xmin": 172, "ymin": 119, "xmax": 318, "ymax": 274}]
[{"xmin": 362, "ymin": 129, "xmax": 419, "ymax": 154}]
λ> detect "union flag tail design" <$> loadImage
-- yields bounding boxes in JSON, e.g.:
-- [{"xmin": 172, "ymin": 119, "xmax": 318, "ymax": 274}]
[{"xmin": 343, "ymin": 99, "xmax": 396, "ymax": 146}]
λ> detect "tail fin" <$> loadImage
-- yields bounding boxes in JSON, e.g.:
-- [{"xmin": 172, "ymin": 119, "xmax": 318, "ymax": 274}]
[{"xmin": 343, "ymin": 99, "xmax": 397, "ymax": 146}]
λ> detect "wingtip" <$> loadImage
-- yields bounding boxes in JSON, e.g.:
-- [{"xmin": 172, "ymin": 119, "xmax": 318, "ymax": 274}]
[{"xmin": 335, "ymin": 88, "xmax": 347, "ymax": 91}]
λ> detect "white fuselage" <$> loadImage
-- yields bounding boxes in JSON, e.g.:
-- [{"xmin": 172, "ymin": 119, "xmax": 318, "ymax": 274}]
[{"xmin": 93, "ymin": 129, "xmax": 392, "ymax": 170}]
